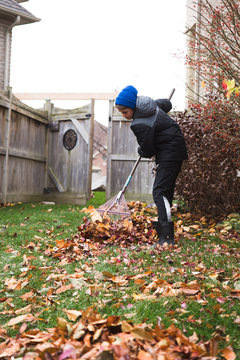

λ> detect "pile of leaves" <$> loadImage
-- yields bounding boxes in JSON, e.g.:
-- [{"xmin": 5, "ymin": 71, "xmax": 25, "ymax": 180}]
[
  {"xmin": 0, "ymin": 306, "xmax": 234, "ymax": 359},
  {"xmin": 78, "ymin": 204, "xmax": 156, "ymax": 245}
]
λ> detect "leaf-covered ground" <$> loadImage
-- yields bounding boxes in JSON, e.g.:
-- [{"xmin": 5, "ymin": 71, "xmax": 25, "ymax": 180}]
[{"xmin": 0, "ymin": 200, "xmax": 239, "ymax": 359}]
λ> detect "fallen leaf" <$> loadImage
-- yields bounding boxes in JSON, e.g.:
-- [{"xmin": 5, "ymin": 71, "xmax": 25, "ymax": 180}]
[
  {"xmin": 138, "ymin": 350, "xmax": 153, "ymax": 360},
  {"xmin": 63, "ymin": 309, "xmax": 82, "ymax": 322},
  {"xmin": 234, "ymin": 316, "xmax": 240, "ymax": 324},
  {"xmin": 15, "ymin": 304, "xmax": 32, "ymax": 314},
  {"xmin": 19, "ymin": 322, "xmax": 28, "ymax": 334},
  {"xmin": 131, "ymin": 326, "xmax": 154, "ymax": 342},
  {"xmin": 7, "ymin": 314, "xmax": 35, "ymax": 326},
  {"xmin": 83, "ymin": 206, "xmax": 102, "ymax": 222},
  {"xmin": 59, "ymin": 344, "xmax": 76, "ymax": 360},
  {"xmin": 0, "ymin": 340, "xmax": 21, "ymax": 358},
  {"xmin": 68, "ymin": 277, "xmax": 88, "ymax": 288},
  {"xmin": 181, "ymin": 288, "xmax": 199, "ymax": 295},
  {"xmin": 222, "ymin": 347, "xmax": 236, "ymax": 360},
  {"xmin": 20, "ymin": 290, "xmax": 34, "ymax": 300},
  {"xmin": 56, "ymin": 284, "xmax": 73, "ymax": 294}
]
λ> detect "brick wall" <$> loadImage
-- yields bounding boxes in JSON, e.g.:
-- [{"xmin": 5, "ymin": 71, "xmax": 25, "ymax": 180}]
[{"xmin": 0, "ymin": 16, "xmax": 13, "ymax": 90}]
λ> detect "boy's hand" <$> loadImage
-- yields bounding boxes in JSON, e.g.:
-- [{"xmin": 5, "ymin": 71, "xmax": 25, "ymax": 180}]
[{"xmin": 138, "ymin": 146, "xmax": 147, "ymax": 158}]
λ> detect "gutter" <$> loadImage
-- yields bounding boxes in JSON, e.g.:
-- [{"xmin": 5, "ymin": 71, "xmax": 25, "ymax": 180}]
[
  {"xmin": 3, "ymin": 16, "xmax": 20, "ymax": 202},
  {"xmin": 3, "ymin": 87, "xmax": 13, "ymax": 204},
  {"xmin": 0, "ymin": 6, "xmax": 40, "ymax": 23},
  {"xmin": 4, "ymin": 15, "xmax": 21, "ymax": 90}
]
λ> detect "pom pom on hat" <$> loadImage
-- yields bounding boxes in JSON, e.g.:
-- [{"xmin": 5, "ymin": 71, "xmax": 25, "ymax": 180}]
[{"xmin": 115, "ymin": 85, "xmax": 138, "ymax": 109}]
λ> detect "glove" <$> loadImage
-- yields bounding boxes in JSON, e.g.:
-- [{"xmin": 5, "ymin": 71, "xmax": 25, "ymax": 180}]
[{"xmin": 138, "ymin": 146, "xmax": 148, "ymax": 158}]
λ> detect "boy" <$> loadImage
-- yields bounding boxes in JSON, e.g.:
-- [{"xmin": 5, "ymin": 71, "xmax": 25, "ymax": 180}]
[{"xmin": 115, "ymin": 85, "xmax": 188, "ymax": 245}]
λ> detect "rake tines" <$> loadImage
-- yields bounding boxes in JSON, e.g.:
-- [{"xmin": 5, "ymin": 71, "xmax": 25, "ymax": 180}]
[
  {"xmin": 97, "ymin": 156, "xmax": 142, "ymax": 218},
  {"xmin": 97, "ymin": 192, "xmax": 131, "ymax": 217}
]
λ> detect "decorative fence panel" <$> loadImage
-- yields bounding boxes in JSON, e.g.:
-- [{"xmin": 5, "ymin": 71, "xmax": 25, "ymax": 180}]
[{"xmin": 46, "ymin": 112, "xmax": 92, "ymax": 204}]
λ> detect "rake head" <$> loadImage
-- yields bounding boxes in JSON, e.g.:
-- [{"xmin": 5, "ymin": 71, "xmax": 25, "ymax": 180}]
[{"xmin": 97, "ymin": 193, "xmax": 131, "ymax": 217}]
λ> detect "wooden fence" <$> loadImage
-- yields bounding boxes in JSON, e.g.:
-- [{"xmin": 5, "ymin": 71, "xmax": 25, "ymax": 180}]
[
  {"xmin": 0, "ymin": 91, "xmax": 94, "ymax": 204},
  {"xmin": 0, "ymin": 91, "xmax": 48, "ymax": 203},
  {"xmin": 106, "ymin": 100, "xmax": 155, "ymax": 202},
  {"xmin": 1, "ymin": 91, "xmax": 156, "ymax": 205}
]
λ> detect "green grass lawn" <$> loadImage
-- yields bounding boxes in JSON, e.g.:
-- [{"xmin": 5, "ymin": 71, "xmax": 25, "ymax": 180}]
[{"xmin": 0, "ymin": 193, "xmax": 239, "ymax": 359}]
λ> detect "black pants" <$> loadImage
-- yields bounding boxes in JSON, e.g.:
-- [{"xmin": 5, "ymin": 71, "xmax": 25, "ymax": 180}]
[{"xmin": 152, "ymin": 161, "xmax": 182, "ymax": 222}]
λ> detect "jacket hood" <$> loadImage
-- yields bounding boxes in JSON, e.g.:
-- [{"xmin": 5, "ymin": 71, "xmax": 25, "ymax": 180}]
[
  {"xmin": 134, "ymin": 96, "xmax": 172, "ymax": 118},
  {"xmin": 134, "ymin": 96, "xmax": 157, "ymax": 118}
]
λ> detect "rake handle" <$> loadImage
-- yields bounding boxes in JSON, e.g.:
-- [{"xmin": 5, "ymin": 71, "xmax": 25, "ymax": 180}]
[{"xmin": 117, "ymin": 155, "xmax": 141, "ymax": 200}]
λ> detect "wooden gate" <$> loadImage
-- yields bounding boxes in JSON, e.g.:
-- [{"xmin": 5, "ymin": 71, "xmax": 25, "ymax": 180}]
[
  {"xmin": 0, "ymin": 91, "xmax": 94, "ymax": 205},
  {"xmin": 45, "ymin": 102, "xmax": 94, "ymax": 205},
  {"xmin": 106, "ymin": 101, "xmax": 155, "ymax": 202}
]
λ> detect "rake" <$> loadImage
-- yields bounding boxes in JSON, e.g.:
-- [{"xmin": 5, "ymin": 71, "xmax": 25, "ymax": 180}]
[
  {"xmin": 97, "ymin": 88, "xmax": 175, "ymax": 218},
  {"xmin": 97, "ymin": 156, "xmax": 141, "ymax": 217}
]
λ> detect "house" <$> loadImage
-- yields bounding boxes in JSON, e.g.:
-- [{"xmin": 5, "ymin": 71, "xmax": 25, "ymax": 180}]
[
  {"xmin": 0, "ymin": 0, "xmax": 39, "ymax": 90},
  {"xmin": 185, "ymin": 0, "xmax": 221, "ymax": 107}
]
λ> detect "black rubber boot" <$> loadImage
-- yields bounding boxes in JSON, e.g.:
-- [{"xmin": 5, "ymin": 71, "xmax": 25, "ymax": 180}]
[{"xmin": 153, "ymin": 221, "xmax": 174, "ymax": 246}]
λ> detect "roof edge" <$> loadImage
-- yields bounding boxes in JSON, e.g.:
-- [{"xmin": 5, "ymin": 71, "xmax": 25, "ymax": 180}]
[{"xmin": 0, "ymin": 5, "xmax": 40, "ymax": 24}]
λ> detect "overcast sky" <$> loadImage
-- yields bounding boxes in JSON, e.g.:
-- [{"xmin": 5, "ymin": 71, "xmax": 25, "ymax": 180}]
[{"xmin": 11, "ymin": 0, "xmax": 187, "ymax": 125}]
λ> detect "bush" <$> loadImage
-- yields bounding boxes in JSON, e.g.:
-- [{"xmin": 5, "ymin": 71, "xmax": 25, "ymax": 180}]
[{"xmin": 174, "ymin": 111, "xmax": 240, "ymax": 220}]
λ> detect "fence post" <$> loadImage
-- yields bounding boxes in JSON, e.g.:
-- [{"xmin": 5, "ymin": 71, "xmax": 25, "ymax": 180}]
[
  {"xmin": 3, "ymin": 87, "xmax": 12, "ymax": 204},
  {"xmin": 86, "ymin": 99, "xmax": 95, "ymax": 200},
  {"xmin": 44, "ymin": 99, "xmax": 52, "ymax": 191},
  {"xmin": 106, "ymin": 99, "xmax": 114, "ymax": 200}
]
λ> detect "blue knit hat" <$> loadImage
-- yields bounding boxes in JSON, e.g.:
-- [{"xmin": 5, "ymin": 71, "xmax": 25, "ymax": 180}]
[{"xmin": 115, "ymin": 85, "xmax": 138, "ymax": 109}]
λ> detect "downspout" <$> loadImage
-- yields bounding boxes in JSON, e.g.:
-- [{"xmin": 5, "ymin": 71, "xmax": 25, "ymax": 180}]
[
  {"xmin": 3, "ymin": 16, "xmax": 20, "ymax": 203},
  {"xmin": 3, "ymin": 87, "xmax": 13, "ymax": 204},
  {"xmin": 196, "ymin": 0, "xmax": 202, "ymax": 102},
  {"xmin": 4, "ymin": 15, "xmax": 21, "ymax": 90}
]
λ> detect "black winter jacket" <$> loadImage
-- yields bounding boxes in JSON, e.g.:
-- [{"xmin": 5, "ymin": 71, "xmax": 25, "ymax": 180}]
[{"xmin": 130, "ymin": 96, "xmax": 188, "ymax": 163}]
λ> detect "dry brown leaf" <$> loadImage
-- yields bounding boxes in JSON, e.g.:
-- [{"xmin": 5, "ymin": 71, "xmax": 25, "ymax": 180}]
[
  {"xmin": 133, "ymin": 293, "xmax": 157, "ymax": 301},
  {"xmin": 83, "ymin": 206, "xmax": 103, "ymax": 222},
  {"xmin": 93, "ymin": 327, "xmax": 102, "ymax": 342},
  {"xmin": 137, "ymin": 350, "xmax": 154, "ymax": 360},
  {"xmin": 121, "ymin": 320, "xmax": 134, "ymax": 333},
  {"xmin": 20, "ymin": 290, "xmax": 34, "ymax": 300},
  {"xmin": 4, "ymin": 276, "xmax": 21, "ymax": 290},
  {"xmin": 63, "ymin": 309, "xmax": 82, "ymax": 322},
  {"xmin": 131, "ymin": 327, "xmax": 154, "ymax": 342},
  {"xmin": 0, "ymin": 297, "xmax": 7, "ymax": 303},
  {"xmin": 234, "ymin": 316, "xmax": 240, "ymax": 324},
  {"xmin": 19, "ymin": 322, "xmax": 28, "ymax": 334},
  {"xmin": 55, "ymin": 284, "xmax": 73, "ymax": 294},
  {"xmin": 7, "ymin": 314, "xmax": 35, "ymax": 326},
  {"xmin": 222, "ymin": 347, "xmax": 236, "ymax": 360},
  {"xmin": 56, "ymin": 239, "xmax": 68, "ymax": 248},
  {"xmin": 0, "ymin": 340, "xmax": 21, "ymax": 358},
  {"xmin": 181, "ymin": 288, "xmax": 200, "ymax": 295},
  {"xmin": 15, "ymin": 304, "xmax": 32, "ymax": 315}
]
